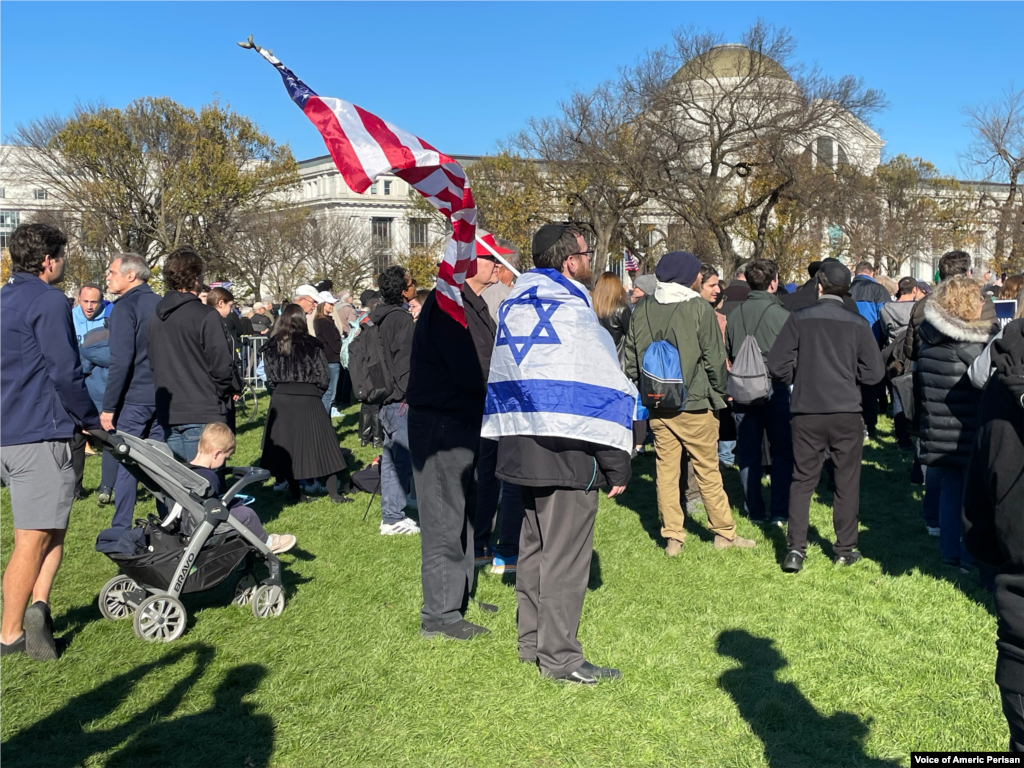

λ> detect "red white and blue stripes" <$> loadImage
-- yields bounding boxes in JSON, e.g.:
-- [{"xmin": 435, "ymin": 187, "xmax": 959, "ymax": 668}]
[{"xmin": 257, "ymin": 47, "xmax": 477, "ymax": 326}]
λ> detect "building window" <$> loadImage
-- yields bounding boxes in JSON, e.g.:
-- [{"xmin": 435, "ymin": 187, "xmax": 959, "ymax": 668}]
[
  {"xmin": 369, "ymin": 181, "xmax": 378, "ymax": 195},
  {"xmin": 33, "ymin": 188, "xmax": 48, "ymax": 200},
  {"xmin": 371, "ymin": 217, "xmax": 393, "ymax": 273},
  {"xmin": 0, "ymin": 187, "xmax": 5, "ymax": 199},
  {"xmin": 0, "ymin": 210, "xmax": 21, "ymax": 249},
  {"xmin": 816, "ymin": 137, "xmax": 835, "ymax": 169},
  {"xmin": 409, "ymin": 219, "xmax": 429, "ymax": 248},
  {"xmin": 383, "ymin": 180, "xmax": 392, "ymax": 196}
]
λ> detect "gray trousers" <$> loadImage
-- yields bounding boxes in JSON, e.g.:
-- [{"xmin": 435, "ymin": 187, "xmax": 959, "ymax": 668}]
[
  {"xmin": 517, "ymin": 486, "xmax": 599, "ymax": 677},
  {"xmin": 409, "ymin": 407, "xmax": 480, "ymax": 627}
]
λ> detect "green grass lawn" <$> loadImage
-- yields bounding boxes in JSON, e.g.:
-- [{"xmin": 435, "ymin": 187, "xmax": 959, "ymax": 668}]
[{"xmin": 0, "ymin": 409, "xmax": 1006, "ymax": 767}]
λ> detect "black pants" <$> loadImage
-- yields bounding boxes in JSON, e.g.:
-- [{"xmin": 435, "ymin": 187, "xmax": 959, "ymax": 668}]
[
  {"xmin": 861, "ymin": 383, "xmax": 882, "ymax": 432},
  {"xmin": 788, "ymin": 413, "xmax": 863, "ymax": 557},
  {"xmin": 517, "ymin": 486, "xmax": 599, "ymax": 677},
  {"xmin": 473, "ymin": 438, "xmax": 525, "ymax": 558},
  {"xmin": 410, "ymin": 407, "xmax": 481, "ymax": 627},
  {"xmin": 71, "ymin": 432, "xmax": 118, "ymax": 497},
  {"xmin": 1003, "ymin": 687, "xmax": 1024, "ymax": 752}
]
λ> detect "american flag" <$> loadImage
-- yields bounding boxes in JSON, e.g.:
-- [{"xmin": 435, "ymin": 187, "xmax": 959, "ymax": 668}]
[
  {"xmin": 623, "ymin": 248, "xmax": 640, "ymax": 272},
  {"xmin": 253, "ymin": 47, "xmax": 477, "ymax": 326}
]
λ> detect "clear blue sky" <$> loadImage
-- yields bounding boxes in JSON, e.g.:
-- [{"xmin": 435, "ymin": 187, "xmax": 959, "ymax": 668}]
[{"xmin": 2, "ymin": 2, "xmax": 1021, "ymax": 178}]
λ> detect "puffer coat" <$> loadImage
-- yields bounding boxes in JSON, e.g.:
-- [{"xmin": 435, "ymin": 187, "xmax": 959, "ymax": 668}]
[{"xmin": 916, "ymin": 299, "xmax": 998, "ymax": 467}]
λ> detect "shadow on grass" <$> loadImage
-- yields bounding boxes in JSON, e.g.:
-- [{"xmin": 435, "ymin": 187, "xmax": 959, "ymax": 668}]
[
  {"xmin": 0, "ymin": 644, "xmax": 271, "ymax": 768},
  {"xmin": 104, "ymin": 664, "xmax": 273, "ymax": 768},
  {"xmin": 717, "ymin": 630, "xmax": 900, "ymax": 768},
  {"xmin": 856, "ymin": 441, "xmax": 995, "ymax": 614}
]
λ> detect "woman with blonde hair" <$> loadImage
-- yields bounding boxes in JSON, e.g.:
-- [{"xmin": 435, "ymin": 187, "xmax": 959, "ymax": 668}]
[
  {"xmin": 592, "ymin": 272, "xmax": 631, "ymax": 360},
  {"xmin": 917, "ymin": 275, "xmax": 999, "ymax": 569}
]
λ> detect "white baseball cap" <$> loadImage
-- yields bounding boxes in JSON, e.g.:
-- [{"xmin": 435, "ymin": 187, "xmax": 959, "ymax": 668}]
[
  {"xmin": 318, "ymin": 291, "xmax": 338, "ymax": 305},
  {"xmin": 293, "ymin": 285, "xmax": 319, "ymax": 301}
]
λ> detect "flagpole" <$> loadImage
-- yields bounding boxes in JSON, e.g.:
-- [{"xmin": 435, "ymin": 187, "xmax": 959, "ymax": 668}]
[{"xmin": 474, "ymin": 235, "xmax": 521, "ymax": 278}]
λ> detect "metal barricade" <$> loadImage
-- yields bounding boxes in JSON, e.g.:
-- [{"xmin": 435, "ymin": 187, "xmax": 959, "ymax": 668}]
[{"xmin": 242, "ymin": 335, "xmax": 269, "ymax": 391}]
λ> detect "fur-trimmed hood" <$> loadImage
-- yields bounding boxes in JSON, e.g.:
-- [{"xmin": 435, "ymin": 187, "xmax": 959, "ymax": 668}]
[{"xmin": 921, "ymin": 298, "xmax": 997, "ymax": 345}]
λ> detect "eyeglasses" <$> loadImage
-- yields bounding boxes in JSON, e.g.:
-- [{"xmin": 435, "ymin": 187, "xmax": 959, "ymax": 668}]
[{"xmin": 571, "ymin": 250, "xmax": 594, "ymax": 259}]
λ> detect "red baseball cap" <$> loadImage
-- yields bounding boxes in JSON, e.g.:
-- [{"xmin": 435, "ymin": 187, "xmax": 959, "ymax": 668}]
[{"xmin": 475, "ymin": 231, "xmax": 515, "ymax": 258}]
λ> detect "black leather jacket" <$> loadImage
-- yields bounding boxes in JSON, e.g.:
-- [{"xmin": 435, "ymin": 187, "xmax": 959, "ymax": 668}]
[{"xmin": 598, "ymin": 303, "xmax": 631, "ymax": 362}]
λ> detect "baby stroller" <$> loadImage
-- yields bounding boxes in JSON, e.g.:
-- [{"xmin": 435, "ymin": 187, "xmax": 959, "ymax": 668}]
[{"xmin": 90, "ymin": 429, "xmax": 285, "ymax": 643}]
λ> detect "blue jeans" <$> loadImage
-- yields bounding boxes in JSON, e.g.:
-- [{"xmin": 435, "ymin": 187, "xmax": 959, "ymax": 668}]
[
  {"xmin": 732, "ymin": 383, "xmax": 793, "ymax": 520},
  {"xmin": 718, "ymin": 440, "xmax": 736, "ymax": 467},
  {"xmin": 165, "ymin": 423, "xmax": 205, "ymax": 463},
  {"xmin": 379, "ymin": 402, "xmax": 412, "ymax": 525},
  {"xmin": 111, "ymin": 404, "xmax": 166, "ymax": 530},
  {"xmin": 322, "ymin": 363, "xmax": 341, "ymax": 413},
  {"xmin": 924, "ymin": 464, "xmax": 975, "ymax": 565}
]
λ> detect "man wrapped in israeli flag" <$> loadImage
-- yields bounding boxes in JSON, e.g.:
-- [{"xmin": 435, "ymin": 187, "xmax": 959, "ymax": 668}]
[{"xmin": 481, "ymin": 224, "xmax": 633, "ymax": 686}]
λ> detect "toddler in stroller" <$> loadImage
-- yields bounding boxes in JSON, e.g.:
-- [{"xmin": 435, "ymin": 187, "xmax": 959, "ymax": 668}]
[{"xmin": 91, "ymin": 425, "xmax": 290, "ymax": 642}]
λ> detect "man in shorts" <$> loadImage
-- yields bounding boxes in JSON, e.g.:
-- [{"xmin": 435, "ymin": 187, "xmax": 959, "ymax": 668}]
[{"xmin": 1, "ymin": 223, "xmax": 100, "ymax": 660}]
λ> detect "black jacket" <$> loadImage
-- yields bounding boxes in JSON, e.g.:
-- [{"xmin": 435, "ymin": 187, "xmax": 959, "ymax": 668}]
[
  {"xmin": 916, "ymin": 299, "xmax": 997, "ymax": 467},
  {"xmin": 496, "ymin": 435, "xmax": 631, "ymax": 490},
  {"xmin": 767, "ymin": 295, "xmax": 885, "ymax": 414},
  {"xmin": 314, "ymin": 317, "xmax": 342, "ymax": 365},
  {"xmin": 262, "ymin": 334, "xmax": 329, "ymax": 392},
  {"xmin": 963, "ymin": 318, "xmax": 1024, "ymax": 694},
  {"xmin": 407, "ymin": 288, "xmax": 494, "ymax": 424},
  {"xmin": 102, "ymin": 283, "xmax": 161, "ymax": 412},
  {"xmin": 781, "ymin": 278, "xmax": 860, "ymax": 315},
  {"xmin": 147, "ymin": 291, "xmax": 236, "ymax": 426},
  {"xmin": 370, "ymin": 303, "xmax": 415, "ymax": 404},
  {"xmin": 598, "ymin": 303, "xmax": 631, "ymax": 354}
]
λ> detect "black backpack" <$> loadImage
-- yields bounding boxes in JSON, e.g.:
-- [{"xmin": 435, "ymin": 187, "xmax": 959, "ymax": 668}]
[{"xmin": 348, "ymin": 317, "xmax": 393, "ymax": 405}]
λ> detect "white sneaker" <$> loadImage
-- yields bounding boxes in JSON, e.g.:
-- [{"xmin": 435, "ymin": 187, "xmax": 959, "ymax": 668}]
[
  {"xmin": 267, "ymin": 533, "xmax": 297, "ymax": 554},
  {"xmin": 380, "ymin": 517, "xmax": 421, "ymax": 536},
  {"xmin": 330, "ymin": 408, "xmax": 343, "ymax": 419},
  {"xmin": 926, "ymin": 526, "xmax": 940, "ymax": 537}
]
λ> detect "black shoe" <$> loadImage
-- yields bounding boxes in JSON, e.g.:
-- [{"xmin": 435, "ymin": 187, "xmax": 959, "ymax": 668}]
[
  {"xmin": 419, "ymin": 619, "xmax": 490, "ymax": 641},
  {"xmin": 328, "ymin": 494, "xmax": 354, "ymax": 504},
  {"xmin": 24, "ymin": 602, "xmax": 58, "ymax": 661},
  {"xmin": 473, "ymin": 599, "xmax": 499, "ymax": 614},
  {"xmin": 96, "ymin": 486, "xmax": 114, "ymax": 506},
  {"xmin": 833, "ymin": 551, "xmax": 863, "ymax": 567},
  {"xmin": 781, "ymin": 550, "xmax": 805, "ymax": 573},
  {"xmin": 551, "ymin": 660, "xmax": 621, "ymax": 684},
  {"xmin": 0, "ymin": 633, "xmax": 26, "ymax": 656}
]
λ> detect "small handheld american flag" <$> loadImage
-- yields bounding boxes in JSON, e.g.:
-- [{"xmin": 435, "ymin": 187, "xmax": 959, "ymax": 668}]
[{"xmin": 623, "ymin": 249, "xmax": 640, "ymax": 272}]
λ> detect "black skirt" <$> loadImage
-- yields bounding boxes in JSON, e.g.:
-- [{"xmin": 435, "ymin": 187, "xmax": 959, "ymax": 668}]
[{"xmin": 260, "ymin": 383, "xmax": 347, "ymax": 480}]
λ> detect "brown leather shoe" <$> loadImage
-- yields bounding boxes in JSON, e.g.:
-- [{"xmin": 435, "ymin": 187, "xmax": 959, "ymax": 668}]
[
  {"xmin": 714, "ymin": 534, "xmax": 756, "ymax": 550},
  {"xmin": 665, "ymin": 540, "xmax": 684, "ymax": 557}
]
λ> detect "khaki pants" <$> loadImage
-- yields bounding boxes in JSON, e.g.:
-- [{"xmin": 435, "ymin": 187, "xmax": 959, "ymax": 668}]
[{"xmin": 650, "ymin": 409, "xmax": 736, "ymax": 543}]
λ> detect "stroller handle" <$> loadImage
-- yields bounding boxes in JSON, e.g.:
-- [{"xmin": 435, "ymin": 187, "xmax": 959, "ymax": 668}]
[{"xmin": 86, "ymin": 429, "xmax": 130, "ymax": 455}]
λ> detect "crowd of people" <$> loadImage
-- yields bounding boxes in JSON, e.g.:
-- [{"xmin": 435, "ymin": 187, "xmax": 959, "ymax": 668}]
[{"xmin": 1, "ymin": 220, "xmax": 1022, "ymax": 748}]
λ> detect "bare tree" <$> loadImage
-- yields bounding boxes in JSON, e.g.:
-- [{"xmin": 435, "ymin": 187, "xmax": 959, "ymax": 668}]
[
  {"xmin": 302, "ymin": 214, "xmax": 375, "ymax": 296},
  {"xmin": 513, "ymin": 80, "xmax": 655, "ymax": 274},
  {"xmin": 217, "ymin": 207, "xmax": 311, "ymax": 301},
  {"xmin": 620, "ymin": 20, "xmax": 886, "ymax": 278},
  {"xmin": 962, "ymin": 87, "xmax": 1024, "ymax": 273}
]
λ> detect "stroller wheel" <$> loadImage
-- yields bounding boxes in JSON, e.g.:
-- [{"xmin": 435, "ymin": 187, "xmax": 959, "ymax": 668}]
[
  {"xmin": 133, "ymin": 595, "xmax": 187, "ymax": 642},
  {"xmin": 231, "ymin": 572, "xmax": 258, "ymax": 606},
  {"xmin": 251, "ymin": 585, "xmax": 285, "ymax": 619},
  {"xmin": 99, "ymin": 575, "xmax": 140, "ymax": 620}
]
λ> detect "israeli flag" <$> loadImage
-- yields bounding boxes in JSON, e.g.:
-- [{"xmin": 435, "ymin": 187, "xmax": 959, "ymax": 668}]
[{"xmin": 481, "ymin": 269, "xmax": 639, "ymax": 454}]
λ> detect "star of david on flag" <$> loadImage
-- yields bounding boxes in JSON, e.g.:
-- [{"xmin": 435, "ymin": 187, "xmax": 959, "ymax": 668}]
[{"xmin": 495, "ymin": 287, "xmax": 563, "ymax": 365}]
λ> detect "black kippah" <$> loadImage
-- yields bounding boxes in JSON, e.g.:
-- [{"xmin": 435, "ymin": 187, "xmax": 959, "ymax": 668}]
[{"xmin": 532, "ymin": 224, "xmax": 568, "ymax": 257}]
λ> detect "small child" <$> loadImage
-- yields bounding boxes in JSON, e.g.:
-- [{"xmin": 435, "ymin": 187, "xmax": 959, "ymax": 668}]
[{"xmin": 188, "ymin": 423, "xmax": 296, "ymax": 555}]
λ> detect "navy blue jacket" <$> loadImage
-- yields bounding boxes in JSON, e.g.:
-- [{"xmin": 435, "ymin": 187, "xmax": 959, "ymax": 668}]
[
  {"xmin": 102, "ymin": 283, "xmax": 161, "ymax": 412},
  {"xmin": 1, "ymin": 273, "xmax": 100, "ymax": 445},
  {"xmin": 849, "ymin": 275, "xmax": 892, "ymax": 344}
]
